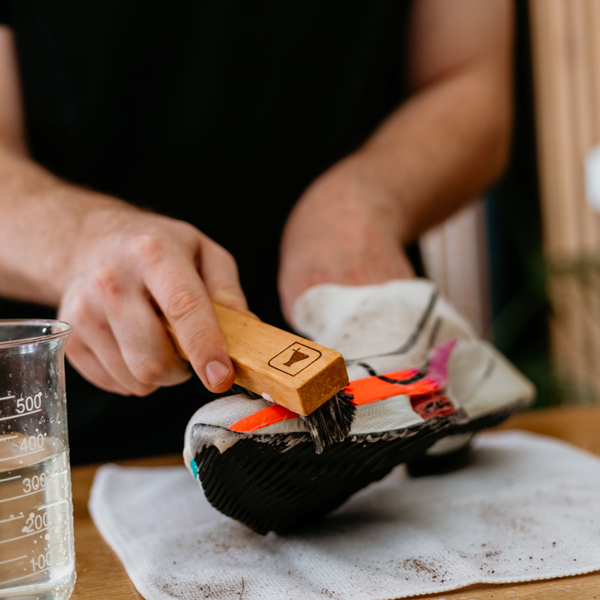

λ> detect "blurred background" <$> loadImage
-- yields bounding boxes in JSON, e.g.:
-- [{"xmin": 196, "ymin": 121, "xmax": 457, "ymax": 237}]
[
  {"xmin": 1, "ymin": 1, "xmax": 596, "ymax": 415},
  {"xmin": 423, "ymin": 0, "xmax": 600, "ymax": 409}
]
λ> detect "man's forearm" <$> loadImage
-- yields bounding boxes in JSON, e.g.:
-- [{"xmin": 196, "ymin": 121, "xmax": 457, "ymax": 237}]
[
  {"xmin": 350, "ymin": 61, "xmax": 511, "ymax": 246},
  {"xmin": 0, "ymin": 144, "xmax": 134, "ymax": 306},
  {"xmin": 342, "ymin": 0, "xmax": 513, "ymax": 245},
  {"xmin": 0, "ymin": 142, "xmax": 246, "ymax": 395}
]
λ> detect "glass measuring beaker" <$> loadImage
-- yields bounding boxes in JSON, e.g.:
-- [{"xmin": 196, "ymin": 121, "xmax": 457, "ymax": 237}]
[{"xmin": 0, "ymin": 320, "xmax": 75, "ymax": 600}]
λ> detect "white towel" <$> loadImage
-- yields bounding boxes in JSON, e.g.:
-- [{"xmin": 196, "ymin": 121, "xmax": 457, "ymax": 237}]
[{"xmin": 89, "ymin": 431, "xmax": 600, "ymax": 600}]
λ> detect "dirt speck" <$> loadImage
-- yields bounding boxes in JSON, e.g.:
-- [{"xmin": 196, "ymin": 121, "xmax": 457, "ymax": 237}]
[{"xmin": 400, "ymin": 557, "xmax": 444, "ymax": 580}]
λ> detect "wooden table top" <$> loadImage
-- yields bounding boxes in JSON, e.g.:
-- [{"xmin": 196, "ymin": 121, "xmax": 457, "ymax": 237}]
[{"xmin": 70, "ymin": 405, "xmax": 600, "ymax": 600}]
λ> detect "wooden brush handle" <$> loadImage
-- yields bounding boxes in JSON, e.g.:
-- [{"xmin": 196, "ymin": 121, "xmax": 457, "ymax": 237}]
[{"xmin": 165, "ymin": 302, "xmax": 348, "ymax": 416}]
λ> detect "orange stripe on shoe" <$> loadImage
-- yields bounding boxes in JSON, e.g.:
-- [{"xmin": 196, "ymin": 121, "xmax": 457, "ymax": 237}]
[
  {"xmin": 345, "ymin": 370, "xmax": 441, "ymax": 406},
  {"xmin": 230, "ymin": 371, "xmax": 443, "ymax": 432},
  {"xmin": 344, "ymin": 339, "xmax": 458, "ymax": 406},
  {"xmin": 229, "ymin": 405, "xmax": 299, "ymax": 433},
  {"xmin": 230, "ymin": 340, "xmax": 458, "ymax": 432}
]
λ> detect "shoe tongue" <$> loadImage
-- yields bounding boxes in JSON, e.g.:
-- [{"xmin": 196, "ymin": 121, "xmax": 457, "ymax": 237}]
[
  {"xmin": 291, "ymin": 280, "xmax": 475, "ymax": 365},
  {"xmin": 291, "ymin": 280, "xmax": 439, "ymax": 345}
]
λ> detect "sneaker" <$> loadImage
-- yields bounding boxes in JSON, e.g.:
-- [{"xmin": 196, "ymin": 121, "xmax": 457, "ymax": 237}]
[
  {"xmin": 294, "ymin": 280, "xmax": 536, "ymax": 477},
  {"xmin": 184, "ymin": 280, "xmax": 534, "ymax": 534}
]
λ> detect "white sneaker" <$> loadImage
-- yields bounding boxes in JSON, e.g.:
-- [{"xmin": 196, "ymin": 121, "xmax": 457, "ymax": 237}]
[{"xmin": 183, "ymin": 280, "xmax": 534, "ymax": 534}]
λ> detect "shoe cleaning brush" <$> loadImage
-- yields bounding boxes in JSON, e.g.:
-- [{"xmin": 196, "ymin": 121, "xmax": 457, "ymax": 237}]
[
  {"xmin": 165, "ymin": 302, "xmax": 354, "ymax": 453},
  {"xmin": 301, "ymin": 389, "xmax": 355, "ymax": 454}
]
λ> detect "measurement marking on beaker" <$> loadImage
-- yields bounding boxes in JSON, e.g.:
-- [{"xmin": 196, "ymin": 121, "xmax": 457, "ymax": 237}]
[
  {"xmin": 0, "ymin": 514, "xmax": 24, "ymax": 524},
  {"xmin": 3, "ymin": 566, "xmax": 51, "ymax": 584},
  {"xmin": 36, "ymin": 498, "xmax": 66, "ymax": 512},
  {"xmin": 0, "ymin": 474, "xmax": 21, "ymax": 483},
  {"xmin": 0, "ymin": 554, "xmax": 27, "ymax": 566},
  {"xmin": 0, "ymin": 526, "xmax": 49, "ymax": 545},
  {"xmin": 0, "ymin": 449, "xmax": 43, "ymax": 463},
  {"xmin": 0, "ymin": 435, "xmax": 17, "ymax": 442},
  {"xmin": 0, "ymin": 395, "xmax": 15, "ymax": 401},
  {"xmin": 0, "ymin": 409, "xmax": 42, "ymax": 422},
  {"xmin": 0, "ymin": 488, "xmax": 44, "ymax": 504}
]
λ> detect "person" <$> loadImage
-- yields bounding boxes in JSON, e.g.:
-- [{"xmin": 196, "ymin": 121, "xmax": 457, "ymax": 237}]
[{"xmin": 0, "ymin": 0, "xmax": 512, "ymax": 462}]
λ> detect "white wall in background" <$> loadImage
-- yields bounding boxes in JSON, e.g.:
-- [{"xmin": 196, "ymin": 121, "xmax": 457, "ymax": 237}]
[{"xmin": 419, "ymin": 198, "xmax": 491, "ymax": 339}]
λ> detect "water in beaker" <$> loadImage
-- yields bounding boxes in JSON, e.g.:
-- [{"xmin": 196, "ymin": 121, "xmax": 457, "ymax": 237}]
[{"xmin": 0, "ymin": 320, "xmax": 75, "ymax": 600}]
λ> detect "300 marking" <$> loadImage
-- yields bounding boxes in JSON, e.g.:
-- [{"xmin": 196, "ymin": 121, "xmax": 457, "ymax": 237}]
[{"xmin": 23, "ymin": 473, "xmax": 46, "ymax": 494}]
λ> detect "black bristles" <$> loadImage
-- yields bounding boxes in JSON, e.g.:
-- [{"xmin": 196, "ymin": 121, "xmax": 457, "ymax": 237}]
[{"xmin": 300, "ymin": 391, "xmax": 356, "ymax": 454}]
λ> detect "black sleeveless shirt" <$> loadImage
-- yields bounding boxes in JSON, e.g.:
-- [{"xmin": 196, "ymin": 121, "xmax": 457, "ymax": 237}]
[{"xmin": 0, "ymin": 1, "xmax": 413, "ymax": 462}]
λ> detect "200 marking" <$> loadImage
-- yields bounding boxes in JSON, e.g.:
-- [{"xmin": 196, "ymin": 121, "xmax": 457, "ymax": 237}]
[{"xmin": 23, "ymin": 511, "xmax": 49, "ymax": 533}]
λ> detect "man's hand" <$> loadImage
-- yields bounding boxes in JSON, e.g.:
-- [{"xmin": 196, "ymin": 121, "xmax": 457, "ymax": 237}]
[
  {"xmin": 0, "ymin": 25, "xmax": 252, "ymax": 398},
  {"xmin": 279, "ymin": 158, "xmax": 415, "ymax": 323},
  {"xmin": 57, "ymin": 206, "xmax": 249, "ymax": 396}
]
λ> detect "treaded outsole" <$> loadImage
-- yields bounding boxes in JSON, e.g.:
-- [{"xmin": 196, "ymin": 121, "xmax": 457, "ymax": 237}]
[{"xmin": 193, "ymin": 412, "xmax": 463, "ymax": 534}]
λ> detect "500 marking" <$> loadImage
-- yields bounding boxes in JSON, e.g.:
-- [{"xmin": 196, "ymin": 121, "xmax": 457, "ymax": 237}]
[{"xmin": 15, "ymin": 392, "xmax": 42, "ymax": 414}]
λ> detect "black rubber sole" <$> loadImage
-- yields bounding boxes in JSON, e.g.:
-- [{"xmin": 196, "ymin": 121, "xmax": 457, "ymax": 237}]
[
  {"xmin": 193, "ymin": 412, "xmax": 463, "ymax": 535},
  {"xmin": 406, "ymin": 399, "xmax": 530, "ymax": 478}
]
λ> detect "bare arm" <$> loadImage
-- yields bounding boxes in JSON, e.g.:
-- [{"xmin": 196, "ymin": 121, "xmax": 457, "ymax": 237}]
[
  {"xmin": 357, "ymin": 0, "xmax": 513, "ymax": 240},
  {"xmin": 279, "ymin": 0, "xmax": 513, "ymax": 319},
  {"xmin": 0, "ymin": 25, "xmax": 247, "ymax": 397}
]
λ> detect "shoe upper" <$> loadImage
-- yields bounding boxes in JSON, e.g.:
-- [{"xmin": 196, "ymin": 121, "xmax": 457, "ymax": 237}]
[{"xmin": 184, "ymin": 279, "xmax": 535, "ymax": 475}]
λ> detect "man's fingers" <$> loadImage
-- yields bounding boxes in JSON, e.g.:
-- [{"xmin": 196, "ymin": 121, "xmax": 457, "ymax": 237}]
[
  {"xmin": 74, "ymin": 317, "xmax": 159, "ymax": 397},
  {"xmin": 103, "ymin": 291, "xmax": 192, "ymax": 388},
  {"xmin": 143, "ymin": 256, "xmax": 235, "ymax": 393},
  {"xmin": 65, "ymin": 336, "xmax": 132, "ymax": 396},
  {"xmin": 198, "ymin": 240, "xmax": 253, "ymax": 316}
]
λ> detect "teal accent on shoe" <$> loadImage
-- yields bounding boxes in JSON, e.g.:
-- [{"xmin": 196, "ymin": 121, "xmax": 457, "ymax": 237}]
[{"xmin": 190, "ymin": 458, "xmax": 198, "ymax": 479}]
